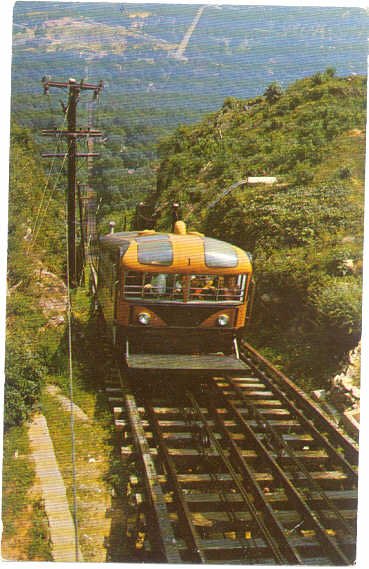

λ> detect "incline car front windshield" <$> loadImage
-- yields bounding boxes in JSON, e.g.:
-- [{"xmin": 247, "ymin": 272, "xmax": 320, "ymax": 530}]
[{"xmin": 123, "ymin": 272, "xmax": 247, "ymax": 303}]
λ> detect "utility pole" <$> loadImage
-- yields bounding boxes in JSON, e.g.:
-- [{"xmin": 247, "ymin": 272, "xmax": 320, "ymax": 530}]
[{"xmin": 41, "ymin": 77, "xmax": 103, "ymax": 287}]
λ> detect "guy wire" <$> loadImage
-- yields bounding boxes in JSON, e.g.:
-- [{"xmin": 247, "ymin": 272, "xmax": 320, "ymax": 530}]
[{"xmin": 64, "ymin": 195, "xmax": 80, "ymax": 562}]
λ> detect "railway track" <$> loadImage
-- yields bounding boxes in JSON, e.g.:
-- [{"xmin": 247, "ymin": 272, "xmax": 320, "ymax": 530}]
[{"xmin": 104, "ymin": 342, "xmax": 358, "ymax": 565}]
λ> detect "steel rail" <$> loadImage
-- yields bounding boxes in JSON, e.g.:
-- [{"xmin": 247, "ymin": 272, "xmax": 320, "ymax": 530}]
[
  {"xmin": 226, "ymin": 376, "xmax": 356, "ymax": 539},
  {"xmin": 145, "ymin": 399, "xmax": 207, "ymax": 563},
  {"xmin": 175, "ymin": 384, "xmax": 263, "ymax": 564},
  {"xmin": 185, "ymin": 390, "xmax": 289, "ymax": 565},
  {"xmin": 178, "ymin": 392, "xmax": 260, "ymax": 563},
  {"xmin": 118, "ymin": 371, "xmax": 181, "ymax": 563},
  {"xmin": 98, "ymin": 332, "xmax": 358, "ymax": 563},
  {"xmin": 205, "ymin": 389, "xmax": 304, "ymax": 564},
  {"xmin": 211, "ymin": 379, "xmax": 352, "ymax": 565},
  {"xmin": 240, "ymin": 342, "xmax": 358, "ymax": 477}
]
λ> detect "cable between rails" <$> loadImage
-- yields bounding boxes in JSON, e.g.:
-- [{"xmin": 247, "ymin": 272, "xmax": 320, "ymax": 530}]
[{"xmin": 184, "ymin": 389, "xmax": 288, "ymax": 564}]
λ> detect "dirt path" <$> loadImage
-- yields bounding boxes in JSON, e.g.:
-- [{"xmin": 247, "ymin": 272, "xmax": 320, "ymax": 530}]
[
  {"xmin": 45, "ymin": 384, "xmax": 90, "ymax": 422},
  {"xmin": 28, "ymin": 414, "xmax": 84, "ymax": 562}
]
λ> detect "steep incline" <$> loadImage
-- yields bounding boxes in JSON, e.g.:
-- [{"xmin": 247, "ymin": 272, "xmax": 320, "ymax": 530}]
[{"xmin": 152, "ymin": 72, "xmax": 366, "ymax": 388}]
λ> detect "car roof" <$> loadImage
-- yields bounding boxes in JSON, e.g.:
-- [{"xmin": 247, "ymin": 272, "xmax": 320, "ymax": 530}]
[{"xmin": 100, "ymin": 230, "xmax": 252, "ymax": 274}]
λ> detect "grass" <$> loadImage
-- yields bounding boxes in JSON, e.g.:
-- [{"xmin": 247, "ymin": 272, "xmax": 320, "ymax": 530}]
[
  {"xmin": 312, "ymin": 129, "xmax": 366, "ymax": 188},
  {"xmin": 2, "ymin": 424, "xmax": 52, "ymax": 561},
  {"xmin": 2, "ymin": 424, "xmax": 34, "ymax": 539},
  {"xmin": 3, "ymin": 273, "xmax": 125, "ymax": 562},
  {"xmin": 40, "ymin": 384, "xmax": 114, "ymax": 562},
  {"xmin": 38, "ymin": 283, "xmax": 122, "ymax": 561},
  {"xmin": 27, "ymin": 498, "xmax": 53, "ymax": 561}
]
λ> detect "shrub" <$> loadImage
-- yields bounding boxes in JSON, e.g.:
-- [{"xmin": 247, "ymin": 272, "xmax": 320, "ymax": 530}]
[
  {"xmin": 222, "ymin": 96, "xmax": 239, "ymax": 110},
  {"xmin": 264, "ymin": 82, "xmax": 283, "ymax": 104},
  {"xmin": 310, "ymin": 276, "xmax": 362, "ymax": 336},
  {"xmin": 325, "ymin": 67, "xmax": 336, "ymax": 78},
  {"xmin": 4, "ymin": 337, "xmax": 46, "ymax": 429},
  {"xmin": 293, "ymin": 163, "xmax": 314, "ymax": 185},
  {"xmin": 338, "ymin": 165, "xmax": 352, "ymax": 179},
  {"xmin": 311, "ymin": 72, "xmax": 324, "ymax": 86},
  {"xmin": 27, "ymin": 499, "xmax": 52, "ymax": 560}
]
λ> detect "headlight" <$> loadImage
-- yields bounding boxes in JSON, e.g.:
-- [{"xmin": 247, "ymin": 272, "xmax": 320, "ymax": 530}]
[
  {"xmin": 137, "ymin": 312, "xmax": 151, "ymax": 325},
  {"xmin": 217, "ymin": 314, "xmax": 230, "ymax": 327}
]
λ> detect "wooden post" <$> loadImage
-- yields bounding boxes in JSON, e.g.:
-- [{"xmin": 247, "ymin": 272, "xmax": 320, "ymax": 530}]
[{"xmin": 41, "ymin": 77, "xmax": 103, "ymax": 288}]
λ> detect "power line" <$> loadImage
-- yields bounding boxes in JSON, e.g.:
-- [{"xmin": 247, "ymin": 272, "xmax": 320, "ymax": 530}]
[
  {"xmin": 28, "ymin": 106, "xmax": 70, "ymax": 251},
  {"xmin": 41, "ymin": 77, "xmax": 104, "ymax": 287},
  {"xmin": 28, "ymin": 142, "xmax": 70, "ymax": 253}
]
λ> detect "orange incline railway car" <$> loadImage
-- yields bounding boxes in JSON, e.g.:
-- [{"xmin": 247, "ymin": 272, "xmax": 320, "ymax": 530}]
[{"xmin": 97, "ymin": 221, "xmax": 254, "ymax": 373}]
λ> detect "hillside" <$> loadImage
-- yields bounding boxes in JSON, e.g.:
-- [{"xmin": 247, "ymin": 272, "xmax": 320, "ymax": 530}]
[
  {"xmin": 152, "ymin": 71, "xmax": 366, "ymax": 387},
  {"xmin": 11, "ymin": 4, "xmax": 368, "ymax": 221},
  {"xmin": 6, "ymin": 123, "xmax": 66, "ymax": 429},
  {"xmin": 4, "ymin": 125, "xmax": 116, "ymax": 560}
]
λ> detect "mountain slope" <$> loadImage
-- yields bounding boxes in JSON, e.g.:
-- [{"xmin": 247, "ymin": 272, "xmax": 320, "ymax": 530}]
[{"xmin": 152, "ymin": 71, "xmax": 366, "ymax": 387}]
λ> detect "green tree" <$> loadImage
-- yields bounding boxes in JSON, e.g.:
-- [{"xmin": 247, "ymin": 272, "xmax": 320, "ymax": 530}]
[{"xmin": 264, "ymin": 82, "xmax": 283, "ymax": 104}]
